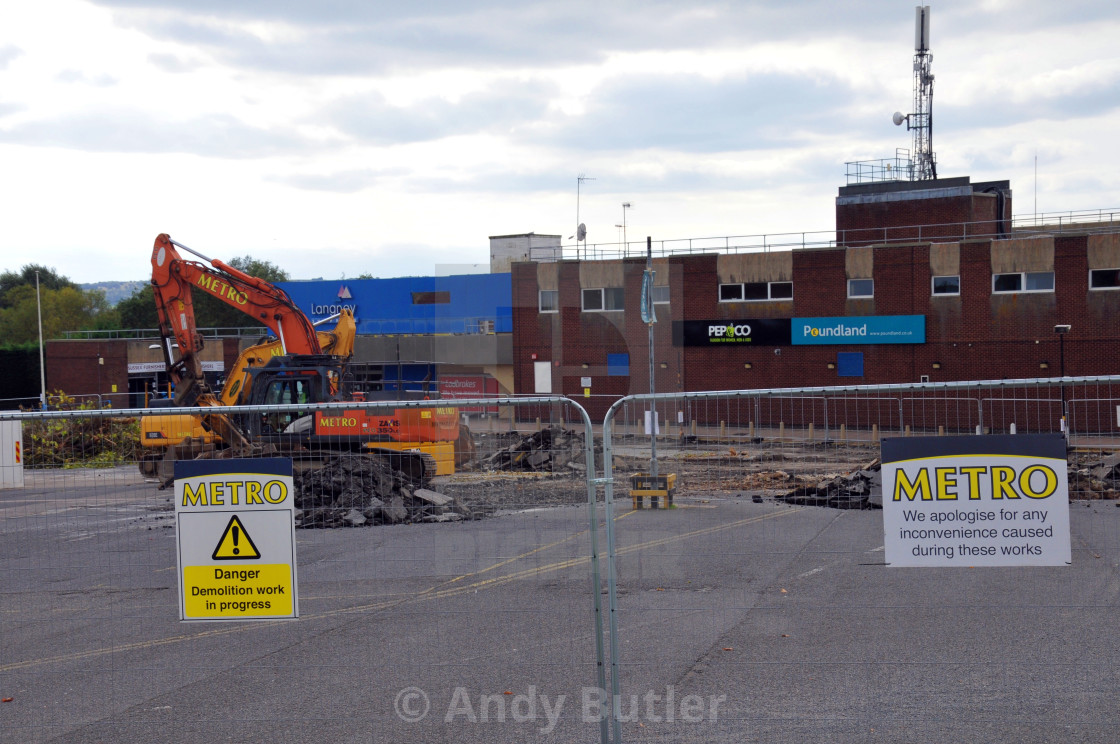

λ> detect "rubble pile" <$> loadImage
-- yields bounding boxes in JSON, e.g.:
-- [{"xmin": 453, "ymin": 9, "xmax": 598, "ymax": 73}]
[
  {"xmin": 478, "ymin": 427, "xmax": 595, "ymax": 472},
  {"xmin": 1069, "ymin": 452, "xmax": 1120, "ymax": 499},
  {"xmin": 777, "ymin": 458, "xmax": 883, "ymax": 509},
  {"xmin": 293, "ymin": 455, "xmax": 467, "ymax": 528}
]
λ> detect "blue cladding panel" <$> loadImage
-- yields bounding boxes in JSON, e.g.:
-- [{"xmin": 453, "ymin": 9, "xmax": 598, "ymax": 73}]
[
  {"xmin": 837, "ymin": 352, "xmax": 864, "ymax": 377},
  {"xmin": 607, "ymin": 354, "xmax": 630, "ymax": 376},
  {"xmin": 276, "ymin": 274, "xmax": 512, "ymax": 336}
]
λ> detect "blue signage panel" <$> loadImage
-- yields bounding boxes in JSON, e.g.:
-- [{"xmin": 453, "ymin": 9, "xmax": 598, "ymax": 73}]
[
  {"xmin": 792, "ymin": 315, "xmax": 925, "ymax": 345},
  {"xmin": 836, "ymin": 352, "xmax": 864, "ymax": 377}
]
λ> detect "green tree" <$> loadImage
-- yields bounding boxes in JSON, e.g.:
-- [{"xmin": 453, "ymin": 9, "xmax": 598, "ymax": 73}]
[
  {"xmin": 0, "ymin": 284, "xmax": 114, "ymax": 344},
  {"xmin": 227, "ymin": 256, "xmax": 289, "ymax": 283},
  {"xmin": 116, "ymin": 284, "xmax": 158, "ymax": 330},
  {"xmin": 0, "ymin": 265, "xmax": 78, "ymax": 308}
]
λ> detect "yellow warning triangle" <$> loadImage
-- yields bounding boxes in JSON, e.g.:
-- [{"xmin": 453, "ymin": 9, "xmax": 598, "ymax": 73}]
[{"xmin": 212, "ymin": 515, "xmax": 261, "ymax": 560}]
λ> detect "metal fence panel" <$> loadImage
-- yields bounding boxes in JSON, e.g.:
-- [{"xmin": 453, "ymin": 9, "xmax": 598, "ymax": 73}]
[
  {"xmin": 0, "ymin": 397, "xmax": 614, "ymax": 744},
  {"xmin": 600, "ymin": 376, "xmax": 1120, "ymax": 742}
]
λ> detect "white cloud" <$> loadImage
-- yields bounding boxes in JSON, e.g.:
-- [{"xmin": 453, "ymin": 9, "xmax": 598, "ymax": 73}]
[{"xmin": 0, "ymin": 0, "xmax": 1118, "ymax": 283}]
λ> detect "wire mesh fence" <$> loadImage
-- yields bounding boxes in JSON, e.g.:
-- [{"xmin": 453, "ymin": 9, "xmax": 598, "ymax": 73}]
[
  {"xmin": 0, "ymin": 396, "xmax": 614, "ymax": 744},
  {"xmin": 6, "ymin": 377, "xmax": 1120, "ymax": 742},
  {"xmin": 599, "ymin": 376, "xmax": 1120, "ymax": 742}
]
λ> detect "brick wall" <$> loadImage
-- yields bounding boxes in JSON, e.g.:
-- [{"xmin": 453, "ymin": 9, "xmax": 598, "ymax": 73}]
[
  {"xmin": 46, "ymin": 340, "xmax": 129, "ymax": 405},
  {"xmin": 837, "ymin": 195, "xmax": 975, "ymax": 246},
  {"xmin": 836, "ymin": 190, "xmax": 1010, "ymax": 247},
  {"xmin": 511, "ymin": 232, "xmax": 1120, "ymax": 418}
]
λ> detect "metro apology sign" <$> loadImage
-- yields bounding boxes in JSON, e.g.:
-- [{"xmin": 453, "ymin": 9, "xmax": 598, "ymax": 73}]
[{"xmin": 881, "ymin": 434, "xmax": 1071, "ymax": 567}]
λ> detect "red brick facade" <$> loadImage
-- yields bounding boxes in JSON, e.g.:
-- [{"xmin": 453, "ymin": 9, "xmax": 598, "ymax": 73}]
[
  {"xmin": 836, "ymin": 177, "xmax": 1011, "ymax": 246},
  {"xmin": 511, "ymin": 232, "xmax": 1120, "ymax": 420}
]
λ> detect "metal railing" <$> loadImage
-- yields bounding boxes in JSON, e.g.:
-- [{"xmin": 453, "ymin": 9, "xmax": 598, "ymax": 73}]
[
  {"xmin": 61, "ymin": 326, "xmax": 272, "ymax": 340},
  {"xmin": 530, "ymin": 210, "xmax": 1120, "ymax": 263}
]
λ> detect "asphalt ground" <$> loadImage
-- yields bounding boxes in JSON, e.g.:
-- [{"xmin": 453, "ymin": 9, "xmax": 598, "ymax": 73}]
[{"xmin": 3, "ymin": 466, "xmax": 1120, "ymax": 743}]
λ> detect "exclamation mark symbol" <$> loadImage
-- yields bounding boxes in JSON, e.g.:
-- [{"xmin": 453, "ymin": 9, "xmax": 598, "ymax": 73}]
[{"xmin": 232, "ymin": 525, "xmax": 240, "ymax": 555}]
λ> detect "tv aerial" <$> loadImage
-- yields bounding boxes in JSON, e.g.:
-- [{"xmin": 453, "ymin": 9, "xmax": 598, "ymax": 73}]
[{"xmin": 892, "ymin": 6, "xmax": 937, "ymax": 180}]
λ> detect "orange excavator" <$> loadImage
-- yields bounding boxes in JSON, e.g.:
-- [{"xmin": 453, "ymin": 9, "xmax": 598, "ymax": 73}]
[{"xmin": 142, "ymin": 233, "xmax": 467, "ymax": 483}]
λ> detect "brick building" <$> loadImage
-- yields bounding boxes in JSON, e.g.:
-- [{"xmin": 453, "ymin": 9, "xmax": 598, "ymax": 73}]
[{"xmin": 511, "ymin": 177, "xmax": 1120, "ymax": 420}]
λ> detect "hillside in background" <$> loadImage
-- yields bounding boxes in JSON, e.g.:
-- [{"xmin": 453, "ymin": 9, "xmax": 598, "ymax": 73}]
[{"xmin": 81, "ymin": 281, "xmax": 145, "ymax": 306}]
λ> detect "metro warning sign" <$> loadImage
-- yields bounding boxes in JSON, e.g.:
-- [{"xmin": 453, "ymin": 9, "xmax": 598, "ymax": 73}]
[
  {"xmin": 175, "ymin": 458, "xmax": 298, "ymax": 621},
  {"xmin": 881, "ymin": 434, "xmax": 1071, "ymax": 567}
]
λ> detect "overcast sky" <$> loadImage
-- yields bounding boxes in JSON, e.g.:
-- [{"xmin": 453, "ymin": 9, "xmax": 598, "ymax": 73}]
[{"xmin": 1, "ymin": 1, "xmax": 1118, "ymax": 283}]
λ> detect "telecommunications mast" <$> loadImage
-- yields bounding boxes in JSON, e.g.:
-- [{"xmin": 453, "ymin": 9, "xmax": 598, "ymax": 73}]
[{"xmin": 893, "ymin": 6, "xmax": 936, "ymax": 180}]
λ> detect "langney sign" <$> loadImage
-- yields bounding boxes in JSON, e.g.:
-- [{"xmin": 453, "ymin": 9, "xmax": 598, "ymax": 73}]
[{"xmin": 881, "ymin": 434, "xmax": 1071, "ymax": 567}]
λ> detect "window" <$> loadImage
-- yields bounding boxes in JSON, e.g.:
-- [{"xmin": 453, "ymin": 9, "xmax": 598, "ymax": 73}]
[
  {"xmin": 719, "ymin": 281, "xmax": 792, "ymax": 302},
  {"xmin": 1090, "ymin": 269, "xmax": 1120, "ymax": 290},
  {"xmin": 932, "ymin": 275, "xmax": 960, "ymax": 295},
  {"xmin": 651, "ymin": 285, "xmax": 670, "ymax": 304},
  {"xmin": 260, "ymin": 379, "xmax": 313, "ymax": 433},
  {"xmin": 848, "ymin": 278, "xmax": 874, "ymax": 298},
  {"xmin": 582, "ymin": 287, "xmax": 624, "ymax": 311},
  {"xmin": 992, "ymin": 271, "xmax": 1054, "ymax": 294},
  {"xmin": 411, "ymin": 291, "xmax": 450, "ymax": 304},
  {"xmin": 539, "ymin": 289, "xmax": 558, "ymax": 313},
  {"xmin": 768, "ymin": 282, "xmax": 793, "ymax": 299}
]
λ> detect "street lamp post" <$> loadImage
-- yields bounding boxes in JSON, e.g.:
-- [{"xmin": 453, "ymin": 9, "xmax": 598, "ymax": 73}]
[
  {"xmin": 621, "ymin": 202, "xmax": 631, "ymax": 256},
  {"xmin": 1055, "ymin": 324, "xmax": 1070, "ymax": 435},
  {"xmin": 36, "ymin": 270, "xmax": 46, "ymax": 410}
]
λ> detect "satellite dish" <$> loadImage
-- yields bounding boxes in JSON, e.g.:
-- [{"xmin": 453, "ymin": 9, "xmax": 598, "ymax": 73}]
[
  {"xmin": 892, "ymin": 111, "xmax": 905, "ymax": 126},
  {"xmin": 577, "ymin": 223, "xmax": 586, "ymax": 242}
]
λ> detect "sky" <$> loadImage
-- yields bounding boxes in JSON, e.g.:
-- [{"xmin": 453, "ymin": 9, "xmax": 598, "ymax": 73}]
[{"xmin": 1, "ymin": 0, "xmax": 1119, "ymax": 283}]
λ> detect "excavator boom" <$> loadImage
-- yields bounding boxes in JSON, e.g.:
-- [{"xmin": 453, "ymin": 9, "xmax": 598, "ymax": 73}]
[{"xmin": 151, "ymin": 233, "xmax": 323, "ymax": 406}]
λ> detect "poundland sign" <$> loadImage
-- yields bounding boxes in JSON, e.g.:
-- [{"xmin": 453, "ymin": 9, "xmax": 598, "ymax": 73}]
[{"xmin": 792, "ymin": 315, "xmax": 924, "ymax": 345}]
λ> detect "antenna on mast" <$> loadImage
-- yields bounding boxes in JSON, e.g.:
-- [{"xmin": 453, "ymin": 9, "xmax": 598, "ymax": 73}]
[{"xmin": 892, "ymin": 6, "xmax": 936, "ymax": 180}]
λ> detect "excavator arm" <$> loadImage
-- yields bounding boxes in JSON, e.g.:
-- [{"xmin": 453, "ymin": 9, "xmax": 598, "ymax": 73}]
[{"xmin": 151, "ymin": 233, "xmax": 324, "ymax": 406}]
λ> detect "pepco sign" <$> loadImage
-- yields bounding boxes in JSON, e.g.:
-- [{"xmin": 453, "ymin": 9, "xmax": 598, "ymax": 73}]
[{"xmin": 708, "ymin": 323, "xmax": 753, "ymax": 339}]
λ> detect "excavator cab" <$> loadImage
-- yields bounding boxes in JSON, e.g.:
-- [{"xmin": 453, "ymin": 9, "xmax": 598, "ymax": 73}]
[{"xmin": 238, "ymin": 355, "xmax": 348, "ymax": 438}]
